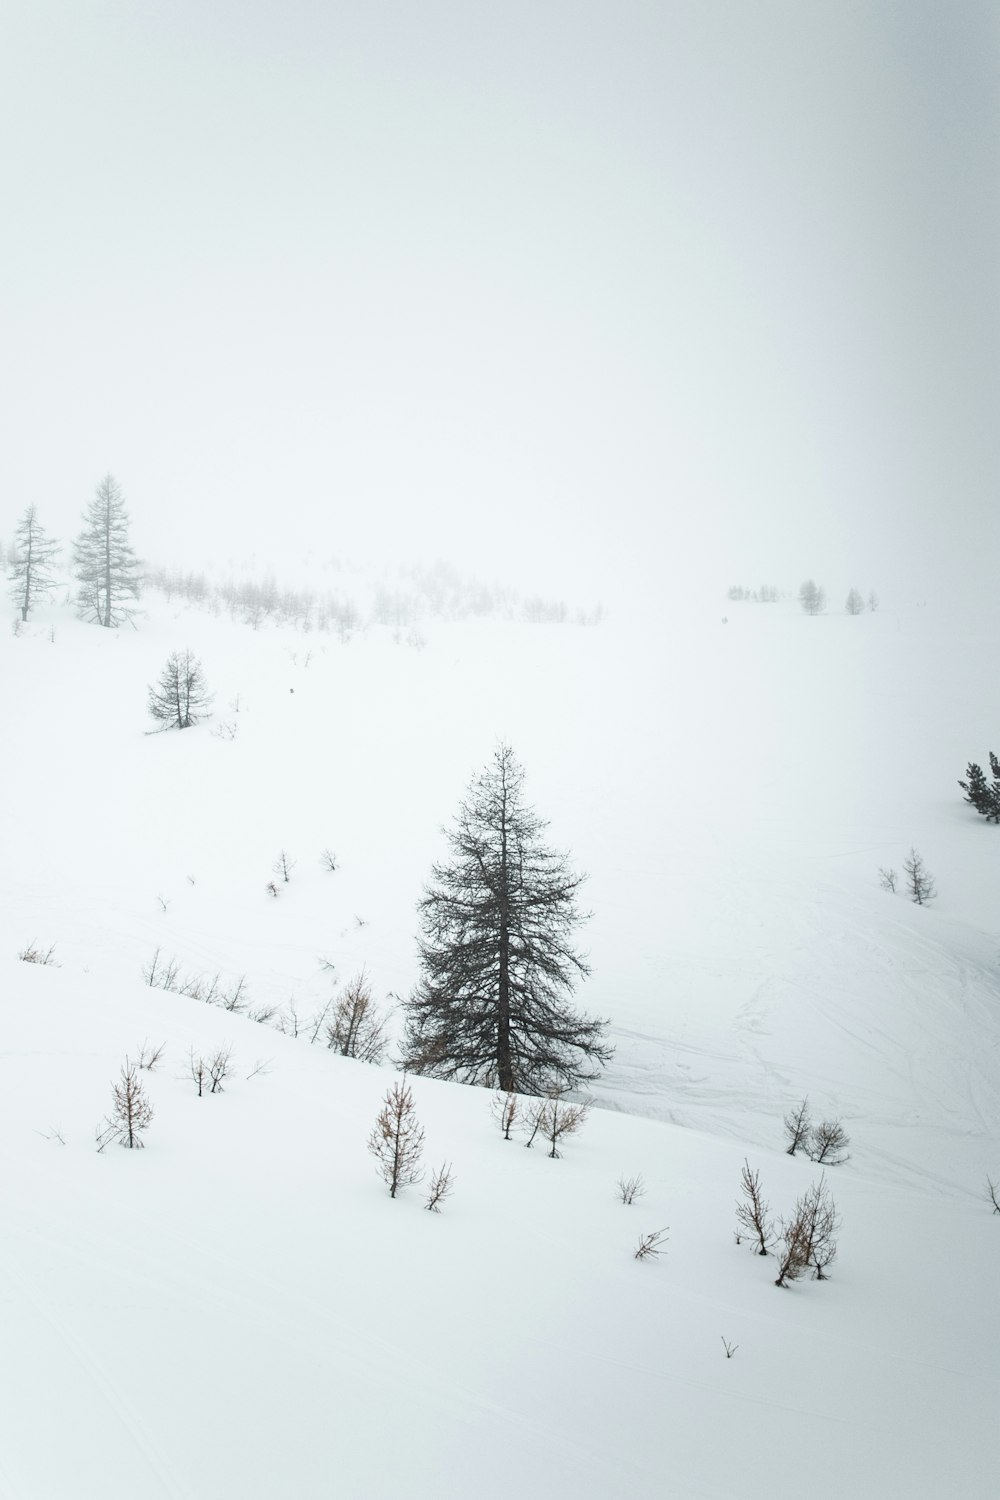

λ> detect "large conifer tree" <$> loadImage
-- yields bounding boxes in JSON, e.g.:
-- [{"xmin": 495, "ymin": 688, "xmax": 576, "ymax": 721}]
[
  {"xmin": 402, "ymin": 745, "xmax": 612, "ymax": 1094},
  {"xmin": 73, "ymin": 474, "xmax": 141, "ymax": 627}
]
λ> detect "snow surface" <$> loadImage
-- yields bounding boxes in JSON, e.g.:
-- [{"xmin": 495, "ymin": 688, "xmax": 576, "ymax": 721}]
[{"xmin": 1, "ymin": 582, "xmax": 998, "ymax": 1498}]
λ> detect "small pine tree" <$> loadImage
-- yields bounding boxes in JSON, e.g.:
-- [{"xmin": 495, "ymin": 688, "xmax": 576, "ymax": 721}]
[
  {"xmin": 902, "ymin": 847, "xmax": 936, "ymax": 905},
  {"xmin": 148, "ymin": 649, "xmax": 212, "ymax": 729},
  {"xmin": 958, "ymin": 754, "xmax": 1000, "ymax": 823},
  {"xmin": 845, "ymin": 587, "xmax": 865, "ymax": 615},
  {"xmin": 368, "ymin": 1079, "xmax": 425, "ymax": 1198},
  {"xmin": 97, "ymin": 1059, "xmax": 154, "ymax": 1149},
  {"xmin": 9, "ymin": 504, "xmax": 60, "ymax": 620},
  {"xmin": 735, "ymin": 1159, "xmax": 774, "ymax": 1255}
]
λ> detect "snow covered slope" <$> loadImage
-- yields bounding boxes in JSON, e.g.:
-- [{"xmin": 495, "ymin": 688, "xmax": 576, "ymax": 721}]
[{"xmin": 1, "ymin": 582, "xmax": 997, "ymax": 1497}]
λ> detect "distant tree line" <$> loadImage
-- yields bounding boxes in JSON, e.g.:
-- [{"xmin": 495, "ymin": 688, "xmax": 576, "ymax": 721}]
[{"xmin": 726, "ymin": 582, "xmax": 879, "ymax": 614}]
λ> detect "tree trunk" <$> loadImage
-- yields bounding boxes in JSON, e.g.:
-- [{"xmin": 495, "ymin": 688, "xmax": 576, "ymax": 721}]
[{"xmin": 496, "ymin": 776, "xmax": 514, "ymax": 1091}]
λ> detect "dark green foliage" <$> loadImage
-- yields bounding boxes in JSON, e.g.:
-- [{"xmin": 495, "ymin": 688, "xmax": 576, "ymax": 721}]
[
  {"xmin": 402, "ymin": 744, "xmax": 612, "ymax": 1094},
  {"xmin": 958, "ymin": 754, "xmax": 1000, "ymax": 822}
]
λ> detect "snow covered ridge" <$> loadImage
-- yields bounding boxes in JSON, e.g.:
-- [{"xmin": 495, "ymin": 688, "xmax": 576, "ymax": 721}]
[
  {"xmin": 2, "ymin": 956, "xmax": 997, "ymax": 1499},
  {"xmin": 2, "ymin": 577, "xmax": 999, "ymax": 1496}
]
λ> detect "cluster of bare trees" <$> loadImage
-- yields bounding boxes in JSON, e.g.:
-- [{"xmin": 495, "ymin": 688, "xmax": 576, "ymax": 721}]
[
  {"xmin": 735, "ymin": 1158, "xmax": 840, "ymax": 1287},
  {"xmin": 783, "ymin": 1100, "xmax": 851, "ymax": 1164},
  {"xmin": 878, "ymin": 848, "xmax": 937, "ymax": 904},
  {"xmin": 491, "ymin": 1087, "xmax": 589, "ymax": 1158},
  {"xmin": 143, "ymin": 950, "xmax": 392, "ymax": 1063}
]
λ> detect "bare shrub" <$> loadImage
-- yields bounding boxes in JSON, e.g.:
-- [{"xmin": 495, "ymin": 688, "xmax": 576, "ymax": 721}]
[
  {"xmin": 491, "ymin": 1090, "xmax": 520, "ymax": 1140},
  {"xmin": 189, "ymin": 1049, "xmax": 207, "ymax": 1097},
  {"xmin": 542, "ymin": 1094, "xmax": 589, "ymax": 1159},
  {"xmin": 775, "ymin": 1175, "xmax": 839, "ymax": 1286},
  {"xmin": 425, "ymin": 1161, "xmax": 456, "ymax": 1212},
  {"xmin": 144, "ymin": 949, "xmax": 182, "ymax": 990},
  {"xmin": 735, "ymin": 1159, "xmax": 775, "ymax": 1255},
  {"xmin": 306, "ymin": 998, "xmax": 334, "ymax": 1044},
  {"xmin": 207, "ymin": 1046, "xmax": 234, "ymax": 1094},
  {"xmin": 807, "ymin": 1119, "xmax": 851, "ymax": 1165},
  {"xmin": 266, "ymin": 881, "xmax": 280, "ymax": 898},
  {"xmin": 19, "ymin": 941, "xmax": 57, "ymax": 965},
  {"xmin": 522, "ymin": 1095, "xmax": 548, "ymax": 1150},
  {"xmin": 97, "ymin": 1059, "xmax": 153, "ymax": 1150},
  {"xmin": 617, "ymin": 1174, "xmax": 646, "ymax": 1205},
  {"xmin": 277, "ymin": 999, "xmax": 303, "ymax": 1039},
  {"xmin": 273, "ymin": 850, "xmax": 296, "ymax": 883},
  {"xmin": 783, "ymin": 1098, "xmax": 812, "ymax": 1155},
  {"xmin": 247, "ymin": 1002, "xmax": 279, "ymax": 1025},
  {"xmin": 368, "ymin": 1080, "xmax": 425, "ymax": 1198},
  {"xmin": 721, "ymin": 1337, "xmax": 738, "ymax": 1358},
  {"xmin": 986, "ymin": 1177, "xmax": 1000, "ymax": 1214},
  {"xmin": 319, "ymin": 848, "xmax": 338, "ymax": 872},
  {"xmin": 136, "ymin": 1040, "xmax": 166, "ymax": 1072},
  {"xmin": 219, "ymin": 977, "xmax": 248, "ymax": 1013},
  {"xmin": 522, "ymin": 1089, "xmax": 588, "ymax": 1157},
  {"xmin": 325, "ymin": 971, "xmax": 389, "ymax": 1063},
  {"xmin": 773, "ymin": 1216, "xmax": 810, "ymax": 1287},
  {"xmin": 634, "ymin": 1227, "xmax": 669, "ymax": 1261},
  {"xmin": 878, "ymin": 867, "xmax": 898, "ymax": 893}
]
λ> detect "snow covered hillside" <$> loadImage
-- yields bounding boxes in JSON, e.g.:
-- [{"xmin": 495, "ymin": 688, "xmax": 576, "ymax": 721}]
[{"xmin": 2, "ymin": 580, "xmax": 998, "ymax": 1498}]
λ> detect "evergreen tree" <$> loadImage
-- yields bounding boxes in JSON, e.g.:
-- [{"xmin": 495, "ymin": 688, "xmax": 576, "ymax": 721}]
[
  {"xmin": 73, "ymin": 473, "xmax": 141, "ymax": 627},
  {"xmin": 402, "ymin": 744, "xmax": 612, "ymax": 1094},
  {"xmin": 8, "ymin": 504, "xmax": 60, "ymax": 620},
  {"xmin": 958, "ymin": 754, "xmax": 1000, "ymax": 822},
  {"xmin": 845, "ymin": 587, "xmax": 865, "ymax": 615},
  {"xmin": 147, "ymin": 649, "xmax": 212, "ymax": 729}
]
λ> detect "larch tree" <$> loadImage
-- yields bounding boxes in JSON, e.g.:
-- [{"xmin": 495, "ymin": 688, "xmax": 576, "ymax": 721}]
[
  {"xmin": 147, "ymin": 649, "xmax": 213, "ymax": 729},
  {"xmin": 401, "ymin": 744, "xmax": 612, "ymax": 1094},
  {"xmin": 368, "ymin": 1079, "xmax": 425, "ymax": 1198},
  {"xmin": 73, "ymin": 473, "xmax": 141, "ymax": 627},
  {"xmin": 9, "ymin": 504, "xmax": 60, "ymax": 621}
]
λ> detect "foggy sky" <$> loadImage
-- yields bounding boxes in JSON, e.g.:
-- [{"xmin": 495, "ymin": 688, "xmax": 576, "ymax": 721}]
[{"xmin": 2, "ymin": 2, "xmax": 997, "ymax": 605}]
